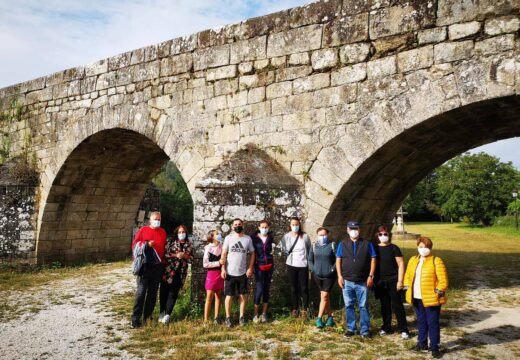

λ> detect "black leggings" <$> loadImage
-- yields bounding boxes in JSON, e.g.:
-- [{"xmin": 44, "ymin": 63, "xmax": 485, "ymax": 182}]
[
  {"xmin": 159, "ymin": 273, "xmax": 183, "ymax": 316},
  {"xmin": 286, "ymin": 265, "xmax": 309, "ymax": 310},
  {"xmin": 377, "ymin": 279, "xmax": 409, "ymax": 333}
]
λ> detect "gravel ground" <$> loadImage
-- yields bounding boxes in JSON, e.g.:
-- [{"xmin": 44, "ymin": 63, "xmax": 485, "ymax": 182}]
[{"xmin": 0, "ymin": 267, "xmax": 138, "ymax": 360}]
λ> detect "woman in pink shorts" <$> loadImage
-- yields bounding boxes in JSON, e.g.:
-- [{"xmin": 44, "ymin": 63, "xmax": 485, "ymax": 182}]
[{"xmin": 203, "ymin": 229, "xmax": 225, "ymax": 323}]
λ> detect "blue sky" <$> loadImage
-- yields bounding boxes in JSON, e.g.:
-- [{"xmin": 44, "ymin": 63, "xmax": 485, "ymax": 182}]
[{"xmin": 0, "ymin": 0, "xmax": 518, "ymax": 168}]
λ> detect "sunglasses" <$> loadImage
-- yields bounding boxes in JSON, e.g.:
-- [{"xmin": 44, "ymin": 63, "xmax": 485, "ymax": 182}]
[{"xmin": 378, "ymin": 232, "xmax": 389, "ymax": 236}]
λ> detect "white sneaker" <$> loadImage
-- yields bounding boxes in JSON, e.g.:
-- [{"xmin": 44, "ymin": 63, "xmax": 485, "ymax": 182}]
[
  {"xmin": 158, "ymin": 313, "xmax": 165, "ymax": 323},
  {"xmin": 400, "ymin": 332, "xmax": 410, "ymax": 339},
  {"xmin": 253, "ymin": 315, "xmax": 260, "ymax": 324},
  {"xmin": 261, "ymin": 314, "xmax": 268, "ymax": 323},
  {"xmin": 379, "ymin": 330, "xmax": 387, "ymax": 336},
  {"xmin": 162, "ymin": 314, "xmax": 170, "ymax": 324}
]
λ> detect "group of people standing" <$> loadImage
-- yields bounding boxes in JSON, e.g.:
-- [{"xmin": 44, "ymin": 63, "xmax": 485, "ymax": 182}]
[{"xmin": 131, "ymin": 212, "xmax": 448, "ymax": 359}]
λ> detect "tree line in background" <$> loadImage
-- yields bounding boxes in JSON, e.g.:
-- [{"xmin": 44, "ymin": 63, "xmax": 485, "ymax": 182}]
[
  {"xmin": 404, "ymin": 152, "xmax": 520, "ymax": 226},
  {"xmin": 153, "ymin": 162, "xmax": 194, "ymax": 231}
]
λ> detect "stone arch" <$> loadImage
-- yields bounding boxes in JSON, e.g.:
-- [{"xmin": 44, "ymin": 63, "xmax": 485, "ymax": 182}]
[
  {"xmin": 320, "ymin": 95, "xmax": 520, "ymax": 239},
  {"xmin": 36, "ymin": 127, "xmax": 193, "ymax": 263}
]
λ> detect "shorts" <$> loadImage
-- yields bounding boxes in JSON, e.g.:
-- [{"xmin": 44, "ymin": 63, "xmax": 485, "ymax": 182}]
[
  {"xmin": 314, "ymin": 273, "xmax": 336, "ymax": 292},
  {"xmin": 224, "ymin": 274, "xmax": 248, "ymax": 297}
]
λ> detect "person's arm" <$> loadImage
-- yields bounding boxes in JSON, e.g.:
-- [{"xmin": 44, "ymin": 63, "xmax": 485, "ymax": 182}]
[
  {"xmin": 203, "ymin": 247, "xmax": 219, "ymax": 268},
  {"xmin": 336, "ymin": 257, "xmax": 344, "ymax": 288},
  {"xmin": 367, "ymin": 242, "xmax": 376, "ymax": 288},
  {"xmin": 246, "ymin": 251, "xmax": 255, "ymax": 278},
  {"xmin": 434, "ymin": 257, "xmax": 448, "ymax": 292},
  {"xmin": 221, "ymin": 238, "xmax": 229, "ymax": 279},
  {"xmin": 246, "ymin": 238, "xmax": 255, "ymax": 277},
  {"xmin": 396, "ymin": 256, "xmax": 405, "ymax": 290},
  {"xmin": 403, "ymin": 258, "xmax": 414, "ymax": 288},
  {"xmin": 131, "ymin": 228, "xmax": 143, "ymax": 250},
  {"xmin": 307, "ymin": 244, "xmax": 314, "ymax": 271},
  {"xmin": 184, "ymin": 242, "xmax": 194, "ymax": 263}
]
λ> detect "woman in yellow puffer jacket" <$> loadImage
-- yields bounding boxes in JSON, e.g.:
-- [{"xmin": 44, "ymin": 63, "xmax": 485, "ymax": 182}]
[{"xmin": 404, "ymin": 237, "xmax": 448, "ymax": 359}]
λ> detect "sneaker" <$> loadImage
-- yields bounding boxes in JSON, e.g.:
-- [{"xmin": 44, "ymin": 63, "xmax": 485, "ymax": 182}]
[
  {"xmin": 315, "ymin": 317, "xmax": 325, "ymax": 329},
  {"xmin": 214, "ymin": 318, "xmax": 221, "ymax": 325},
  {"xmin": 158, "ymin": 312, "xmax": 165, "ymax": 322},
  {"xmin": 159, "ymin": 314, "xmax": 170, "ymax": 325},
  {"xmin": 325, "ymin": 316, "xmax": 335, "ymax": 327},
  {"xmin": 253, "ymin": 315, "xmax": 260, "ymax": 324},
  {"xmin": 431, "ymin": 350, "xmax": 442, "ymax": 359},
  {"xmin": 400, "ymin": 332, "xmax": 410, "ymax": 340},
  {"xmin": 345, "ymin": 330, "xmax": 356, "ymax": 337},
  {"xmin": 379, "ymin": 329, "xmax": 387, "ymax": 336},
  {"xmin": 225, "ymin": 317, "xmax": 232, "ymax": 328},
  {"xmin": 261, "ymin": 314, "xmax": 268, "ymax": 323},
  {"xmin": 360, "ymin": 333, "xmax": 371, "ymax": 339},
  {"xmin": 290, "ymin": 309, "xmax": 299, "ymax": 318},
  {"xmin": 239, "ymin": 316, "xmax": 246, "ymax": 326}
]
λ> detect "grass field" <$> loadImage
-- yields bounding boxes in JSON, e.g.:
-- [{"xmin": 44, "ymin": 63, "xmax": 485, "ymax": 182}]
[{"xmin": 1, "ymin": 223, "xmax": 519, "ymax": 359}]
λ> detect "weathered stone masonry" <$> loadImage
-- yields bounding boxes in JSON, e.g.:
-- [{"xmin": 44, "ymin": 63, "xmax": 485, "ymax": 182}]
[{"xmin": 0, "ymin": 0, "xmax": 519, "ymax": 289}]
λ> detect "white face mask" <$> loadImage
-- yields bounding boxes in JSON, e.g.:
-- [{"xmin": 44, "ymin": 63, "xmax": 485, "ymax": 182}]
[
  {"xmin": 150, "ymin": 220, "xmax": 161, "ymax": 228},
  {"xmin": 178, "ymin": 233, "xmax": 186, "ymax": 240},
  {"xmin": 259, "ymin": 228, "xmax": 269, "ymax": 236},
  {"xmin": 379, "ymin": 235, "xmax": 389, "ymax": 243},
  {"xmin": 349, "ymin": 229, "xmax": 359, "ymax": 239},
  {"xmin": 418, "ymin": 247, "xmax": 431, "ymax": 257}
]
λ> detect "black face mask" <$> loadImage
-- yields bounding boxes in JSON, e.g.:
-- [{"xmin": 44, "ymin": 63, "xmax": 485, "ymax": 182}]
[{"xmin": 234, "ymin": 226, "xmax": 243, "ymax": 233}]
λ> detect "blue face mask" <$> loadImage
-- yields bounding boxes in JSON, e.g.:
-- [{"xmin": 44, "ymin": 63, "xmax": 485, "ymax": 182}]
[
  {"xmin": 318, "ymin": 235, "xmax": 328, "ymax": 246},
  {"xmin": 217, "ymin": 233, "xmax": 223, "ymax": 243},
  {"xmin": 150, "ymin": 220, "xmax": 161, "ymax": 228},
  {"xmin": 291, "ymin": 225, "xmax": 300, "ymax": 233}
]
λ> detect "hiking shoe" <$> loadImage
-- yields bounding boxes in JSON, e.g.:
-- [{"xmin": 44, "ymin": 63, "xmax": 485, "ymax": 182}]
[
  {"xmin": 253, "ymin": 315, "xmax": 260, "ymax": 324},
  {"xmin": 225, "ymin": 317, "xmax": 232, "ymax": 328},
  {"xmin": 239, "ymin": 316, "xmax": 246, "ymax": 326},
  {"xmin": 400, "ymin": 332, "xmax": 410, "ymax": 340},
  {"xmin": 325, "ymin": 316, "xmax": 335, "ymax": 327},
  {"xmin": 345, "ymin": 330, "xmax": 356, "ymax": 337},
  {"xmin": 431, "ymin": 350, "xmax": 443, "ymax": 359},
  {"xmin": 315, "ymin": 317, "xmax": 325, "ymax": 329},
  {"xmin": 261, "ymin": 314, "xmax": 268, "ymax": 323},
  {"xmin": 290, "ymin": 309, "xmax": 299, "ymax": 318},
  {"xmin": 379, "ymin": 329, "xmax": 387, "ymax": 336}
]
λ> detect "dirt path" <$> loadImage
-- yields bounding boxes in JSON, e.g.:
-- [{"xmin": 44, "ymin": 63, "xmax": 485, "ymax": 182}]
[{"xmin": 0, "ymin": 266, "xmax": 138, "ymax": 360}]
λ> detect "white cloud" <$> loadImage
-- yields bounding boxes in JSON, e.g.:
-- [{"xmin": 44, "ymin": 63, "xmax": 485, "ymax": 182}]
[{"xmin": 0, "ymin": 0, "xmax": 308, "ymax": 88}]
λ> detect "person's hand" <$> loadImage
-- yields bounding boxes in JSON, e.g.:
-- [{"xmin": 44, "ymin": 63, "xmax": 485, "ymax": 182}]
[
  {"xmin": 338, "ymin": 275, "xmax": 344, "ymax": 289},
  {"xmin": 221, "ymin": 269, "xmax": 227, "ymax": 279},
  {"xmin": 246, "ymin": 268, "xmax": 253, "ymax": 278},
  {"xmin": 147, "ymin": 240, "xmax": 154, "ymax": 248},
  {"xmin": 219, "ymin": 259, "xmax": 225, "ymax": 266},
  {"xmin": 176, "ymin": 252, "xmax": 184, "ymax": 259},
  {"xmin": 396, "ymin": 281, "xmax": 404, "ymax": 291},
  {"xmin": 367, "ymin": 276, "xmax": 374, "ymax": 288}
]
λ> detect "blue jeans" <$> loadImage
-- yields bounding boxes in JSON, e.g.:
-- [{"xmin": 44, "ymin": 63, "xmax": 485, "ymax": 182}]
[
  {"xmin": 342, "ymin": 280, "xmax": 370, "ymax": 335},
  {"xmin": 413, "ymin": 299, "xmax": 441, "ymax": 351}
]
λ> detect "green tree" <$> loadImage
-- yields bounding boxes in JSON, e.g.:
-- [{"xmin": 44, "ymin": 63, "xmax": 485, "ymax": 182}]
[
  {"xmin": 153, "ymin": 162, "xmax": 193, "ymax": 231},
  {"xmin": 435, "ymin": 152, "xmax": 520, "ymax": 225},
  {"xmin": 403, "ymin": 173, "xmax": 440, "ymax": 220}
]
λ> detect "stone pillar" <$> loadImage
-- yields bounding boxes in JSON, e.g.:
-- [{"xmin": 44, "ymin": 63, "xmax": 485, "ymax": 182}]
[{"xmin": 191, "ymin": 146, "xmax": 304, "ymax": 306}]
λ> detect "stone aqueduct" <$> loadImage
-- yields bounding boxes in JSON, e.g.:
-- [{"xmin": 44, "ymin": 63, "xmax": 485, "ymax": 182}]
[{"xmin": 1, "ymin": 0, "xmax": 520, "ymax": 283}]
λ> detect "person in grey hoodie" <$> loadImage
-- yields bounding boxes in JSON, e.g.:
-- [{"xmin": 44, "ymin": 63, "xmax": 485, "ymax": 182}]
[
  {"xmin": 280, "ymin": 217, "xmax": 311, "ymax": 318},
  {"xmin": 308, "ymin": 227, "xmax": 337, "ymax": 329}
]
